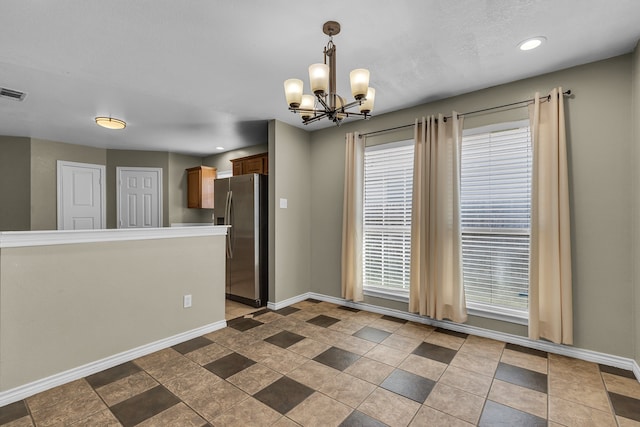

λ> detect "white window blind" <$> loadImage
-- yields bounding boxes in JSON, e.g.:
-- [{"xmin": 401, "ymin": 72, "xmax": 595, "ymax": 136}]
[
  {"xmin": 363, "ymin": 140, "xmax": 414, "ymax": 295},
  {"xmin": 460, "ymin": 121, "xmax": 532, "ymax": 318}
]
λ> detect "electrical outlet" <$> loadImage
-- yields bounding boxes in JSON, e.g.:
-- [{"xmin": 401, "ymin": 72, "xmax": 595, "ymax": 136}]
[{"xmin": 183, "ymin": 294, "xmax": 192, "ymax": 308}]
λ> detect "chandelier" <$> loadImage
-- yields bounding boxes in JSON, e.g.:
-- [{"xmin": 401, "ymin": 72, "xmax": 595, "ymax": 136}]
[{"xmin": 284, "ymin": 21, "xmax": 375, "ymax": 126}]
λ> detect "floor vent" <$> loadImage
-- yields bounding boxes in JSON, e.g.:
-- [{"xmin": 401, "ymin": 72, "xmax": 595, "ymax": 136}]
[{"xmin": 0, "ymin": 87, "xmax": 27, "ymax": 101}]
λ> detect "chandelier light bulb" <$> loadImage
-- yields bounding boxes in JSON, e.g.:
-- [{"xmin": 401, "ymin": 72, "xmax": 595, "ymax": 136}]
[
  {"xmin": 299, "ymin": 95, "xmax": 315, "ymax": 119},
  {"xmin": 284, "ymin": 79, "xmax": 303, "ymax": 108},
  {"xmin": 309, "ymin": 63, "xmax": 329, "ymax": 95},
  {"xmin": 350, "ymin": 69, "xmax": 370, "ymax": 100},
  {"xmin": 359, "ymin": 87, "xmax": 376, "ymax": 114}
]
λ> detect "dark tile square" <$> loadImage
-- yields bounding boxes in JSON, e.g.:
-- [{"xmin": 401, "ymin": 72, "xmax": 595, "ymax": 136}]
[
  {"xmin": 171, "ymin": 336, "xmax": 213, "ymax": 355},
  {"xmin": 252, "ymin": 308, "xmax": 272, "ymax": 316},
  {"xmin": 381, "ymin": 315, "xmax": 407, "ymax": 324},
  {"xmin": 204, "ymin": 352, "xmax": 256, "ymax": 379},
  {"xmin": 380, "ymin": 369, "xmax": 435, "ymax": 403},
  {"xmin": 434, "ymin": 327, "xmax": 468, "ymax": 339},
  {"xmin": 495, "ymin": 362, "xmax": 547, "ymax": 393},
  {"xmin": 599, "ymin": 364, "xmax": 637, "ymax": 379},
  {"xmin": 110, "ymin": 385, "xmax": 179, "ymax": 427},
  {"xmin": 412, "ymin": 342, "xmax": 457, "ymax": 364},
  {"xmin": 227, "ymin": 316, "xmax": 263, "ymax": 331},
  {"xmin": 0, "ymin": 400, "xmax": 29, "ymax": 425},
  {"xmin": 609, "ymin": 392, "xmax": 640, "ymax": 422},
  {"xmin": 264, "ymin": 330, "xmax": 306, "ymax": 349},
  {"xmin": 313, "ymin": 347, "xmax": 360, "ymax": 371},
  {"xmin": 275, "ymin": 306, "xmax": 300, "ymax": 316},
  {"xmin": 86, "ymin": 361, "xmax": 141, "ymax": 389},
  {"xmin": 307, "ymin": 314, "xmax": 341, "ymax": 328},
  {"xmin": 505, "ymin": 343, "xmax": 548, "ymax": 358},
  {"xmin": 339, "ymin": 410, "xmax": 386, "ymax": 427},
  {"xmin": 479, "ymin": 400, "xmax": 547, "ymax": 427},
  {"xmin": 253, "ymin": 376, "xmax": 314, "ymax": 414},
  {"xmin": 306, "ymin": 298, "xmax": 322, "ymax": 303},
  {"xmin": 353, "ymin": 326, "xmax": 392, "ymax": 343},
  {"xmin": 338, "ymin": 306, "xmax": 360, "ymax": 313}
]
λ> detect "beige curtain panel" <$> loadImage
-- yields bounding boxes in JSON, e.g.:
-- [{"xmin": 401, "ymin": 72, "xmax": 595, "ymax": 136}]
[
  {"xmin": 409, "ymin": 114, "xmax": 467, "ymax": 323},
  {"xmin": 528, "ymin": 87, "xmax": 573, "ymax": 345},
  {"xmin": 341, "ymin": 132, "xmax": 365, "ymax": 301}
]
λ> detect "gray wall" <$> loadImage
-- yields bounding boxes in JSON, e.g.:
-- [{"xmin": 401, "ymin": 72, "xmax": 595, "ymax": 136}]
[
  {"xmin": 30, "ymin": 139, "xmax": 107, "ymax": 230},
  {"xmin": 106, "ymin": 150, "xmax": 169, "ymax": 228},
  {"xmin": 0, "ymin": 136, "xmax": 31, "ymax": 231},
  {"xmin": 269, "ymin": 120, "xmax": 311, "ymax": 303},
  {"xmin": 309, "ymin": 55, "xmax": 635, "ymax": 358},
  {"xmin": 168, "ymin": 153, "xmax": 212, "ymax": 225},
  {"xmin": 202, "ymin": 143, "xmax": 268, "ymax": 173},
  {"xmin": 633, "ymin": 42, "xmax": 640, "ymax": 366}
]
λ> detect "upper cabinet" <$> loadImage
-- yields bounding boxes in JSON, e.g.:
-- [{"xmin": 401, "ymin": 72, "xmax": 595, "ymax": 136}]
[
  {"xmin": 186, "ymin": 166, "xmax": 217, "ymax": 208},
  {"xmin": 231, "ymin": 152, "xmax": 268, "ymax": 176}
]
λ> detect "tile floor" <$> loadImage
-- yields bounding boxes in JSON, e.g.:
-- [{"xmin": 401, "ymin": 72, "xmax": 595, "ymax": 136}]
[{"xmin": 2, "ymin": 299, "xmax": 640, "ymax": 426}]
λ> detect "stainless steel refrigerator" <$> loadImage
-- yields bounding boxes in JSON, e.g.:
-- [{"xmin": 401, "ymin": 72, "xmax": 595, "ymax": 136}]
[{"xmin": 214, "ymin": 174, "xmax": 267, "ymax": 307}]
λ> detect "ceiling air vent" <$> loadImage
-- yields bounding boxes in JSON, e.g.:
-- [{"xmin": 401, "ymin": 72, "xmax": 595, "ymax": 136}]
[{"xmin": 0, "ymin": 87, "xmax": 27, "ymax": 101}]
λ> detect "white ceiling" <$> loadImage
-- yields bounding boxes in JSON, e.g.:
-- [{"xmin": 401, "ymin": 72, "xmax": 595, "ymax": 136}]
[{"xmin": 1, "ymin": 1, "xmax": 639, "ymax": 156}]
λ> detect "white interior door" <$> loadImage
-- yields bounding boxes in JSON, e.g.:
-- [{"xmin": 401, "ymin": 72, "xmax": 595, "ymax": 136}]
[
  {"xmin": 117, "ymin": 167, "xmax": 163, "ymax": 228},
  {"xmin": 57, "ymin": 161, "xmax": 106, "ymax": 230}
]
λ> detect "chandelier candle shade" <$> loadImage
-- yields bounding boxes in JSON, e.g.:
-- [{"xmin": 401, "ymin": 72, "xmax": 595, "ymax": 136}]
[{"xmin": 284, "ymin": 21, "xmax": 375, "ymax": 125}]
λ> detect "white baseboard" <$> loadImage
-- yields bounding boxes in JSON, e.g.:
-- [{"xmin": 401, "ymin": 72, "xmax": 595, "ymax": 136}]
[
  {"xmin": 0, "ymin": 320, "xmax": 227, "ymax": 407},
  {"xmin": 267, "ymin": 292, "xmax": 312, "ymax": 311},
  {"xmin": 306, "ymin": 292, "xmax": 640, "ymax": 381}
]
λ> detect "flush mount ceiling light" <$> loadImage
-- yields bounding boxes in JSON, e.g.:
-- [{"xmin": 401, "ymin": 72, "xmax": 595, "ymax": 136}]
[
  {"xmin": 216, "ymin": 146, "xmax": 225, "ymax": 150},
  {"xmin": 518, "ymin": 36, "xmax": 546, "ymax": 51},
  {"xmin": 284, "ymin": 21, "xmax": 375, "ymax": 126},
  {"xmin": 95, "ymin": 116, "xmax": 126, "ymax": 130}
]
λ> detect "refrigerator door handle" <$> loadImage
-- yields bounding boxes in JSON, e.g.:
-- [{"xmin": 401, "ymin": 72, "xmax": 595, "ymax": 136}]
[{"xmin": 226, "ymin": 190, "xmax": 234, "ymax": 259}]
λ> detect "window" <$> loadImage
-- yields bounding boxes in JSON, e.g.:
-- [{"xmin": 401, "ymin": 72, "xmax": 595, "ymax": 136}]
[
  {"xmin": 460, "ymin": 120, "xmax": 532, "ymax": 321},
  {"xmin": 363, "ymin": 140, "xmax": 414, "ymax": 299},
  {"xmin": 361, "ymin": 121, "xmax": 532, "ymax": 323}
]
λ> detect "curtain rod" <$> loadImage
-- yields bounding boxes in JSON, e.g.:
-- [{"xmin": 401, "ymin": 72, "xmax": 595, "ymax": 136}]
[{"xmin": 360, "ymin": 89, "xmax": 572, "ymax": 138}]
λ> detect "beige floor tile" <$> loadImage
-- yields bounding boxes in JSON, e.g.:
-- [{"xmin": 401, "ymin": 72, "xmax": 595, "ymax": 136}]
[
  {"xmin": 245, "ymin": 322, "xmax": 283, "ymax": 340},
  {"xmin": 226, "ymin": 363, "xmax": 282, "ymax": 395},
  {"xmin": 288, "ymin": 338, "xmax": 331, "ymax": 359},
  {"xmin": 549, "ymin": 375, "xmax": 611, "ymax": 413},
  {"xmin": 286, "ymin": 392, "xmax": 352, "ymax": 427},
  {"xmin": 438, "ymin": 365, "xmax": 493, "ymax": 397},
  {"xmin": 163, "ymin": 365, "xmax": 221, "ymax": 400},
  {"xmin": 289, "ymin": 309, "xmax": 322, "ymax": 322},
  {"xmin": 394, "ymin": 322, "xmax": 435, "ymax": 341},
  {"xmin": 95, "ymin": 370, "xmax": 158, "ymax": 406},
  {"xmin": 602, "ymin": 372, "xmax": 640, "ymax": 399},
  {"xmin": 178, "ymin": 380, "xmax": 249, "ymax": 422},
  {"xmin": 368, "ymin": 318, "xmax": 404, "ymax": 333},
  {"xmin": 488, "ymin": 379, "xmax": 548, "ymax": 419},
  {"xmin": 328, "ymin": 318, "xmax": 368, "ymax": 335},
  {"xmin": 548, "ymin": 396, "xmax": 617, "ymax": 427},
  {"xmin": 204, "ymin": 326, "xmax": 243, "ymax": 342},
  {"xmin": 144, "ymin": 354, "xmax": 204, "ymax": 384},
  {"xmin": 353, "ymin": 310, "xmax": 383, "ymax": 323},
  {"xmin": 398, "ymin": 354, "xmax": 448, "ymax": 381},
  {"xmin": 212, "ymin": 397, "xmax": 282, "ymax": 427},
  {"xmin": 133, "ymin": 348, "xmax": 183, "ymax": 371},
  {"xmin": 287, "ymin": 360, "xmax": 341, "ymax": 389},
  {"xmin": 69, "ymin": 408, "xmax": 120, "ymax": 426},
  {"xmin": 237, "ymin": 340, "xmax": 288, "ymax": 362},
  {"xmin": 216, "ymin": 332, "xmax": 263, "ymax": 352},
  {"xmin": 449, "ymin": 351, "xmax": 499, "ymax": 377},
  {"xmin": 409, "ymin": 405, "xmax": 474, "ymax": 427},
  {"xmin": 344, "ymin": 357, "xmax": 395, "ymax": 385},
  {"xmin": 272, "ymin": 416, "xmax": 302, "ymax": 426},
  {"xmin": 184, "ymin": 342, "xmax": 233, "ymax": 366},
  {"xmin": 380, "ymin": 333, "xmax": 423, "ymax": 353},
  {"xmin": 253, "ymin": 311, "xmax": 284, "ymax": 323},
  {"xmin": 261, "ymin": 349, "xmax": 309, "ymax": 375},
  {"xmin": 618, "ymin": 416, "xmax": 640, "ymax": 426},
  {"xmin": 500, "ymin": 348, "xmax": 548, "ymax": 374},
  {"xmin": 3, "ymin": 416, "xmax": 35, "ymax": 427},
  {"xmin": 358, "ymin": 388, "xmax": 421, "ymax": 427},
  {"xmin": 364, "ymin": 344, "xmax": 410, "ymax": 367},
  {"xmin": 332, "ymin": 335, "xmax": 377, "ymax": 356},
  {"xmin": 319, "ymin": 372, "xmax": 376, "ymax": 408},
  {"xmin": 548, "ymin": 354, "xmax": 603, "ymax": 387},
  {"xmin": 425, "ymin": 383, "xmax": 485, "ymax": 425},
  {"xmin": 29, "ymin": 389, "xmax": 106, "ymax": 427},
  {"xmin": 424, "ymin": 331, "xmax": 466, "ymax": 350},
  {"xmin": 26, "ymin": 379, "xmax": 93, "ymax": 412},
  {"xmin": 457, "ymin": 335, "xmax": 504, "ymax": 360},
  {"xmin": 136, "ymin": 402, "xmax": 208, "ymax": 427}
]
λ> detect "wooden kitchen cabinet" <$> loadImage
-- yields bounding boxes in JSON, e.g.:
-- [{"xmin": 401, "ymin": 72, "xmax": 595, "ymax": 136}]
[
  {"xmin": 186, "ymin": 166, "xmax": 217, "ymax": 208},
  {"xmin": 231, "ymin": 152, "xmax": 268, "ymax": 176}
]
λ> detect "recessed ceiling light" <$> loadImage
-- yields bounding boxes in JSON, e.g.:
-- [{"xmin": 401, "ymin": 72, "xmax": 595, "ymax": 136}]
[
  {"xmin": 95, "ymin": 117, "xmax": 126, "ymax": 130},
  {"xmin": 216, "ymin": 146, "xmax": 225, "ymax": 150},
  {"xmin": 518, "ymin": 36, "xmax": 546, "ymax": 51}
]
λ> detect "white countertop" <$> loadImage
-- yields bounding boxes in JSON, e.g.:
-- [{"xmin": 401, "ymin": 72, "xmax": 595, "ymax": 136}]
[{"xmin": 0, "ymin": 226, "xmax": 230, "ymax": 248}]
